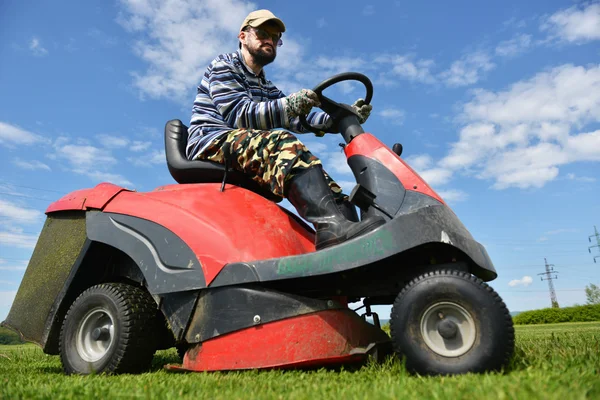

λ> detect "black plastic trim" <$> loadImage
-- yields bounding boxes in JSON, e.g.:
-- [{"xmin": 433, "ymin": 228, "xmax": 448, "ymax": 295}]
[
  {"xmin": 348, "ymin": 154, "xmax": 406, "ymax": 220},
  {"xmin": 185, "ymin": 286, "xmax": 340, "ymax": 343},
  {"xmin": 86, "ymin": 211, "xmax": 206, "ymax": 294}
]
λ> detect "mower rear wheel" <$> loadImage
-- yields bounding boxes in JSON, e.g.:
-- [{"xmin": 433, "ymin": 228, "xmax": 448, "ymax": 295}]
[
  {"xmin": 59, "ymin": 283, "xmax": 158, "ymax": 375},
  {"xmin": 390, "ymin": 270, "xmax": 514, "ymax": 375}
]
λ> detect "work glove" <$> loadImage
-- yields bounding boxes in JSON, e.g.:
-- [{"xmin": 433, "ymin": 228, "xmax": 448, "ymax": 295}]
[
  {"xmin": 352, "ymin": 98, "xmax": 372, "ymax": 124},
  {"xmin": 284, "ymin": 89, "xmax": 321, "ymax": 118}
]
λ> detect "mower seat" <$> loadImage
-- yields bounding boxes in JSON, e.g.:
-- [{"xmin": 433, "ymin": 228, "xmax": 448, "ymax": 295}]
[{"xmin": 164, "ymin": 120, "xmax": 281, "ymax": 202}]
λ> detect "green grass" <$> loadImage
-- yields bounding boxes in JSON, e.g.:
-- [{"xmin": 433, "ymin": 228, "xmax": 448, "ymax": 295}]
[{"xmin": 1, "ymin": 322, "xmax": 598, "ymax": 400}]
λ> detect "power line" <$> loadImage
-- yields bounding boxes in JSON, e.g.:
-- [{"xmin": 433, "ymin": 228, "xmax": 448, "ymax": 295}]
[
  {"xmin": 0, "ymin": 192, "xmax": 54, "ymax": 202},
  {"xmin": 0, "ymin": 257, "xmax": 31, "ymax": 262},
  {"xmin": 0, "ymin": 181, "xmax": 64, "ymax": 194},
  {"xmin": 589, "ymin": 225, "xmax": 600, "ymax": 263},
  {"xmin": 538, "ymin": 258, "xmax": 559, "ymax": 308}
]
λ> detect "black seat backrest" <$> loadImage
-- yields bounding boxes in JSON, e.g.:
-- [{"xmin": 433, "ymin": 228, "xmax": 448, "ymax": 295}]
[{"xmin": 164, "ymin": 119, "xmax": 281, "ymax": 202}]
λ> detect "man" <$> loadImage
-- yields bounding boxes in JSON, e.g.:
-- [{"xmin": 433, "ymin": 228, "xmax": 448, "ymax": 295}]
[{"xmin": 187, "ymin": 9, "xmax": 383, "ymax": 250}]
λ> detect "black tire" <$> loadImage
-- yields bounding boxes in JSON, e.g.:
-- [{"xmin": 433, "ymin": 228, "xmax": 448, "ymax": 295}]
[
  {"xmin": 390, "ymin": 270, "xmax": 514, "ymax": 375},
  {"xmin": 59, "ymin": 283, "xmax": 158, "ymax": 375}
]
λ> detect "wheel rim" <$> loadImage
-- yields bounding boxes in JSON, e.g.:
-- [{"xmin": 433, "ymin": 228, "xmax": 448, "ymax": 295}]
[
  {"xmin": 420, "ymin": 301, "xmax": 476, "ymax": 357},
  {"xmin": 76, "ymin": 307, "xmax": 115, "ymax": 362}
]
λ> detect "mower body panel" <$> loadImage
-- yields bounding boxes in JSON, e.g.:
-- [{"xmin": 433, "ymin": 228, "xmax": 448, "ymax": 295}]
[
  {"xmin": 46, "ymin": 182, "xmax": 131, "ymax": 213},
  {"xmin": 100, "ymin": 183, "xmax": 315, "ymax": 286}
]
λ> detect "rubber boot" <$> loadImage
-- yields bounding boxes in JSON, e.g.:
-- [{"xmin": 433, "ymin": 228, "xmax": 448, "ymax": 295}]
[
  {"xmin": 287, "ymin": 166, "xmax": 385, "ymax": 250},
  {"xmin": 337, "ymin": 199, "xmax": 359, "ymax": 222}
]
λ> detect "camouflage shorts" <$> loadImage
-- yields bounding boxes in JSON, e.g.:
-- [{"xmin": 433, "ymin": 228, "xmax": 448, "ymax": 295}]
[{"xmin": 195, "ymin": 128, "xmax": 344, "ymax": 200}]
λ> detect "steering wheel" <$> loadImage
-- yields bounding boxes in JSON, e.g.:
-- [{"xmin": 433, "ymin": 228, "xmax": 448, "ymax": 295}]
[{"xmin": 298, "ymin": 72, "xmax": 373, "ymax": 135}]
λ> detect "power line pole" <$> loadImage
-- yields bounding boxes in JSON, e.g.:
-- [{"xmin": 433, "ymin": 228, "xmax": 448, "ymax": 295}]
[
  {"xmin": 538, "ymin": 258, "xmax": 559, "ymax": 308},
  {"xmin": 589, "ymin": 225, "xmax": 600, "ymax": 263}
]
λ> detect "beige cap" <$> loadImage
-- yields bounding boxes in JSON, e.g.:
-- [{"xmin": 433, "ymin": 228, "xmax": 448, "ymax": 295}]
[{"xmin": 240, "ymin": 9, "xmax": 286, "ymax": 33}]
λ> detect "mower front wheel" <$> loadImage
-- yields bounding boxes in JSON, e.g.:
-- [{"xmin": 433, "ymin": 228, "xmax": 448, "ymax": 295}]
[
  {"xmin": 59, "ymin": 282, "xmax": 158, "ymax": 375},
  {"xmin": 390, "ymin": 270, "xmax": 514, "ymax": 375}
]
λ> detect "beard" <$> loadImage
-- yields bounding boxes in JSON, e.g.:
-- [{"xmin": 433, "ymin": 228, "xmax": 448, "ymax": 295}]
[{"xmin": 247, "ymin": 44, "xmax": 276, "ymax": 67}]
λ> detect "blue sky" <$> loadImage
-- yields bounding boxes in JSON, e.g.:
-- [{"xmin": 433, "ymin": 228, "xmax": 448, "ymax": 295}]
[{"xmin": 1, "ymin": 0, "xmax": 599, "ymax": 321}]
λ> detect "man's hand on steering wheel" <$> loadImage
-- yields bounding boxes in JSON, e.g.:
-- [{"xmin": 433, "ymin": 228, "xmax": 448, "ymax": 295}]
[
  {"xmin": 284, "ymin": 89, "xmax": 321, "ymax": 118},
  {"xmin": 298, "ymin": 73, "xmax": 374, "ymax": 136},
  {"xmin": 351, "ymin": 98, "xmax": 372, "ymax": 124},
  {"xmin": 308, "ymin": 97, "xmax": 373, "ymax": 137}
]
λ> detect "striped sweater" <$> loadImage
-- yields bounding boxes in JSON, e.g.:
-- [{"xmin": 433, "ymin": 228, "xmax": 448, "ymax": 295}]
[{"xmin": 186, "ymin": 50, "xmax": 329, "ymax": 159}]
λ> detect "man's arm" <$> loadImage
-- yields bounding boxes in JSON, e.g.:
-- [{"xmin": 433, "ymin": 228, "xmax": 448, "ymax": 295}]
[
  {"xmin": 208, "ymin": 61, "xmax": 289, "ymax": 130},
  {"xmin": 288, "ymin": 112, "xmax": 330, "ymax": 134}
]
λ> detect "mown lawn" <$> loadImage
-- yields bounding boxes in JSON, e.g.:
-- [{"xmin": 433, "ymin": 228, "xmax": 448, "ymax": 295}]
[{"xmin": 1, "ymin": 322, "xmax": 598, "ymax": 400}]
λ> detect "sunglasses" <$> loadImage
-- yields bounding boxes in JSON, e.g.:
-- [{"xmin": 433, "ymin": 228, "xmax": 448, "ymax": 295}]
[{"xmin": 246, "ymin": 27, "xmax": 283, "ymax": 47}]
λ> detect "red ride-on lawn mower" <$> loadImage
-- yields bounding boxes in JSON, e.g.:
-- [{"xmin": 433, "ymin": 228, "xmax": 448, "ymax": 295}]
[{"xmin": 2, "ymin": 73, "xmax": 514, "ymax": 375}]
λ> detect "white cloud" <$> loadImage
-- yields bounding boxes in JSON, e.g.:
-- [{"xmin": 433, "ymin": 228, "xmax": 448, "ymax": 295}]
[
  {"xmin": 128, "ymin": 149, "xmax": 166, "ymax": 167},
  {"xmin": 98, "ymin": 134, "xmax": 130, "ymax": 148},
  {"xmin": 437, "ymin": 189, "xmax": 469, "ymax": 203},
  {"xmin": 0, "ymin": 265, "xmax": 27, "ymax": 271},
  {"xmin": 440, "ymin": 52, "xmax": 495, "ymax": 87},
  {"xmin": 51, "ymin": 137, "xmax": 133, "ymax": 186},
  {"xmin": 495, "ymin": 34, "xmax": 532, "ymax": 57},
  {"xmin": 441, "ymin": 64, "xmax": 600, "ymax": 189},
  {"xmin": 0, "ymin": 290, "xmax": 17, "ymax": 304},
  {"xmin": 377, "ymin": 54, "xmax": 436, "ymax": 84},
  {"xmin": 0, "ymin": 290, "xmax": 18, "ymax": 320},
  {"xmin": 508, "ymin": 276, "xmax": 533, "ymax": 287},
  {"xmin": 378, "ymin": 108, "xmax": 406, "ymax": 125},
  {"xmin": 12, "ymin": 159, "xmax": 51, "ymax": 171},
  {"xmin": 0, "ymin": 122, "xmax": 48, "ymax": 146},
  {"xmin": 77, "ymin": 171, "xmax": 133, "ymax": 187},
  {"xmin": 301, "ymin": 141, "xmax": 328, "ymax": 154},
  {"xmin": 405, "ymin": 154, "xmax": 433, "ymax": 171},
  {"xmin": 117, "ymin": 0, "xmax": 255, "ymax": 103},
  {"xmin": 301, "ymin": 140, "xmax": 353, "ymax": 178},
  {"xmin": 29, "ymin": 37, "xmax": 48, "ymax": 56},
  {"xmin": 130, "ymin": 141, "xmax": 153, "ymax": 152},
  {"xmin": 0, "ymin": 258, "xmax": 28, "ymax": 271},
  {"xmin": 0, "ymin": 200, "xmax": 42, "ymax": 223},
  {"xmin": 541, "ymin": 3, "xmax": 600, "ymax": 43},
  {"xmin": 325, "ymin": 150, "xmax": 353, "ymax": 176},
  {"xmin": 54, "ymin": 142, "xmax": 117, "ymax": 170},
  {"xmin": 419, "ymin": 168, "xmax": 453, "ymax": 187},
  {"xmin": 0, "ymin": 231, "xmax": 38, "ymax": 249},
  {"xmin": 403, "ymin": 154, "xmax": 454, "ymax": 188},
  {"xmin": 274, "ymin": 52, "xmax": 371, "ymax": 97},
  {"xmin": 317, "ymin": 18, "xmax": 326, "ymax": 28}
]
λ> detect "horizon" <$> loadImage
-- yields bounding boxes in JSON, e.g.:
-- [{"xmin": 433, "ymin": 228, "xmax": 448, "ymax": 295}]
[{"xmin": 1, "ymin": 0, "xmax": 599, "ymax": 320}]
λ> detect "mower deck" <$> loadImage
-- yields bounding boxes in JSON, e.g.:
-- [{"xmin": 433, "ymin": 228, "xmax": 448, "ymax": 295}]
[{"xmin": 166, "ymin": 309, "xmax": 391, "ymax": 372}]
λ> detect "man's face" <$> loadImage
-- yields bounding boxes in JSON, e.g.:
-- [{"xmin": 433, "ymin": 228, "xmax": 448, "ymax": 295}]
[{"xmin": 240, "ymin": 23, "xmax": 282, "ymax": 67}]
